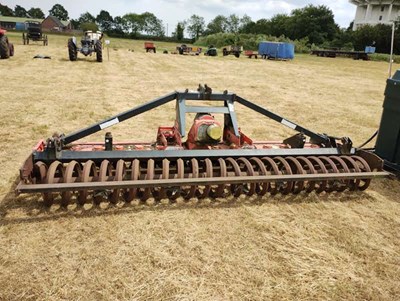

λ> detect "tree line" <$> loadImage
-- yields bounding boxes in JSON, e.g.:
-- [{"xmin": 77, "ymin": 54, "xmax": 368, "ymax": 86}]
[{"xmin": 1, "ymin": 3, "xmax": 399, "ymax": 54}]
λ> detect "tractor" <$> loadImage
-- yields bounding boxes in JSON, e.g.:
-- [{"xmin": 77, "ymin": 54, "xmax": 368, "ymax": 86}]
[
  {"xmin": 0, "ymin": 28, "xmax": 14, "ymax": 59},
  {"xmin": 204, "ymin": 45, "xmax": 218, "ymax": 57},
  {"xmin": 68, "ymin": 31, "xmax": 103, "ymax": 62},
  {"xmin": 22, "ymin": 22, "xmax": 48, "ymax": 46},
  {"xmin": 222, "ymin": 45, "xmax": 243, "ymax": 58}
]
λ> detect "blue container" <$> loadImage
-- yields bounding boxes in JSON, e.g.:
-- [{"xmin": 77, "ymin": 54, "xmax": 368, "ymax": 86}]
[
  {"xmin": 15, "ymin": 22, "xmax": 26, "ymax": 31},
  {"xmin": 365, "ymin": 46, "xmax": 376, "ymax": 54},
  {"xmin": 258, "ymin": 41, "xmax": 295, "ymax": 60}
]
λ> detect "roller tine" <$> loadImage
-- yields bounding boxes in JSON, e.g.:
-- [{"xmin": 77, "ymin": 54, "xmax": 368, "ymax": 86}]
[
  {"xmin": 225, "ymin": 158, "xmax": 242, "ymax": 197},
  {"xmin": 286, "ymin": 156, "xmax": 305, "ymax": 194},
  {"xmin": 141, "ymin": 159, "xmax": 155, "ymax": 202},
  {"xmin": 307, "ymin": 156, "xmax": 328, "ymax": 193},
  {"xmin": 330, "ymin": 156, "xmax": 350, "ymax": 192},
  {"xmin": 340, "ymin": 156, "xmax": 361, "ymax": 191},
  {"xmin": 214, "ymin": 158, "xmax": 227, "ymax": 197},
  {"xmin": 94, "ymin": 160, "xmax": 112, "ymax": 205},
  {"xmin": 62, "ymin": 161, "xmax": 82, "ymax": 207},
  {"xmin": 261, "ymin": 157, "xmax": 280, "ymax": 195},
  {"xmin": 318, "ymin": 156, "xmax": 339, "ymax": 192},
  {"xmin": 274, "ymin": 156, "xmax": 293, "ymax": 194},
  {"xmin": 351, "ymin": 155, "xmax": 371, "ymax": 191},
  {"xmin": 33, "ymin": 162, "xmax": 47, "ymax": 184},
  {"xmin": 124, "ymin": 159, "xmax": 140, "ymax": 202},
  {"xmin": 110, "ymin": 160, "xmax": 125, "ymax": 204},
  {"xmin": 249, "ymin": 157, "xmax": 268, "ymax": 196},
  {"xmin": 184, "ymin": 158, "xmax": 198, "ymax": 200},
  {"xmin": 78, "ymin": 160, "xmax": 97, "ymax": 206},
  {"xmin": 296, "ymin": 156, "xmax": 316, "ymax": 193},
  {"xmin": 43, "ymin": 161, "xmax": 63, "ymax": 207},
  {"xmin": 238, "ymin": 157, "xmax": 256, "ymax": 196}
]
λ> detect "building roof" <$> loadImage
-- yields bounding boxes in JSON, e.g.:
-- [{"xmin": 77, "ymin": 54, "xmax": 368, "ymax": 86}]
[
  {"xmin": 0, "ymin": 16, "xmax": 44, "ymax": 23},
  {"xmin": 44, "ymin": 15, "xmax": 70, "ymax": 27},
  {"xmin": 350, "ymin": 0, "xmax": 400, "ymax": 5}
]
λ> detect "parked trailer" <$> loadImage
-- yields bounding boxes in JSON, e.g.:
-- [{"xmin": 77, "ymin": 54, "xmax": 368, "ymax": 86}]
[
  {"xmin": 144, "ymin": 42, "xmax": 156, "ymax": 53},
  {"xmin": 258, "ymin": 42, "xmax": 294, "ymax": 60},
  {"xmin": 311, "ymin": 49, "xmax": 370, "ymax": 60},
  {"xmin": 22, "ymin": 21, "xmax": 48, "ymax": 46},
  {"xmin": 244, "ymin": 50, "xmax": 258, "ymax": 59}
]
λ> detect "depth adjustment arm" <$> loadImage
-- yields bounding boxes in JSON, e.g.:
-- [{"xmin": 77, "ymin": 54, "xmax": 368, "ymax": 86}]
[
  {"xmin": 235, "ymin": 95, "xmax": 332, "ymax": 146},
  {"xmin": 62, "ymin": 92, "xmax": 178, "ymax": 145}
]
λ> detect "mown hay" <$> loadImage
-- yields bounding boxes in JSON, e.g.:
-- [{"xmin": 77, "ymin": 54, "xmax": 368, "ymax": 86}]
[{"xmin": 0, "ymin": 33, "xmax": 399, "ymax": 301}]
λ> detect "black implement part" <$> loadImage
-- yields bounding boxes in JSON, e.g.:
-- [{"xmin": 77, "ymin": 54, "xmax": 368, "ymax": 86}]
[
  {"xmin": 62, "ymin": 90, "xmax": 330, "ymax": 147},
  {"xmin": 235, "ymin": 95, "xmax": 331, "ymax": 146}
]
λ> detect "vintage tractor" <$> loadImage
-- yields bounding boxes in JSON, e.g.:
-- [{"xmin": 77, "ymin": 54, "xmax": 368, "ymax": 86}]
[
  {"xmin": 176, "ymin": 44, "xmax": 202, "ymax": 55},
  {"xmin": 0, "ymin": 28, "xmax": 14, "ymax": 59},
  {"xmin": 22, "ymin": 22, "xmax": 48, "ymax": 46},
  {"xmin": 68, "ymin": 31, "xmax": 103, "ymax": 62},
  {"xmin": 222, "ymin": 45, "xmax": 243, "ymax": 58},
  {"xmin": 204, "ymin": 45, "xmax": 218, "ymax": 57},
  {"xmin": 17, "ymin": 78, "xmax": 399, "ymax": 207}
]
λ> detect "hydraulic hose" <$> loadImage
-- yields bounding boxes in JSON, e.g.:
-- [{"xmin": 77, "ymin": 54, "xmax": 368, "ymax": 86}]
[{"xmin": 358, "ymin": 130, "xmax": 378, "ymax": 149}]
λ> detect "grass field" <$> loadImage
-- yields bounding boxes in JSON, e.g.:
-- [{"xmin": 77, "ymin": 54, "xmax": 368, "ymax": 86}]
[{"xmin": 0, "ymin": 32, "xmax": 400, "ymax": 301}]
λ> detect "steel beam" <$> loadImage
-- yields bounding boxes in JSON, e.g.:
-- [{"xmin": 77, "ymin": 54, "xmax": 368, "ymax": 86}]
[
  {"xmin": 63, "ymin": 91, "xmax": 178, "ymax": 145},
  {"xmin": 235, "ymin": 95, "xmax": 331, "ymax": 145},
  {"xmin": 32, "ymin": 148, "xmax": 356, "ymax": 163}
]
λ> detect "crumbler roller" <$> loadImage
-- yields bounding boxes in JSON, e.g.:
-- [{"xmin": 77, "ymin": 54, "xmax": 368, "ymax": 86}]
[{"xmin": 16, "ymin": 84, "xmax": 392, "ymax": 206}]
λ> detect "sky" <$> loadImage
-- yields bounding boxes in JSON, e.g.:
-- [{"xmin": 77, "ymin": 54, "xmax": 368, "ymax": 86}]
[{"xmin": 1, "ymin": 0, "xmax": 357, "ymax": 34}]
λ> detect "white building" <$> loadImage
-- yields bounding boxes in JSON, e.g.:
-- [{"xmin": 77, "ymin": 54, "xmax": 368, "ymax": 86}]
[{"xmin": 350, "ymin": 0, "xmax": 400, "ymax": 30}]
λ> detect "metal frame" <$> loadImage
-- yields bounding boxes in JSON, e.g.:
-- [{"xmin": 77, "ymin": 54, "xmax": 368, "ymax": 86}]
[
  {"xmin": 63, "ymin": 90, "xmax": 331, "ymax": 145},
  {"xmin": 35, "ymin": 148, "xmax": 353, "ymax": 164},
  {"xmin": 38, "ymin": 89, "xmax": 347, "ymax": 163}
]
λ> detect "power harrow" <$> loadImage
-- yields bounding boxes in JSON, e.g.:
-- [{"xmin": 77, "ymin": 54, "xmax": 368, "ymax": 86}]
[{"xmin": 17, "ymin": 77, "xmax": 400, "ymax": 206}]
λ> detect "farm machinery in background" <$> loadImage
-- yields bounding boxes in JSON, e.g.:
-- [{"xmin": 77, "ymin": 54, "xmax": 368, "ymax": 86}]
[
  {"xmin": 311, "ymin": 46, "xmax": 375, "ymax": 60},
  {"xmin": 176, "ymin": 44, "xmax": 202, "ymax": 55},
  {"xmin": 22, "ymin": 22, "xmax": 48, "ymax": 46},
  {"xmin": 0, "ymin": 28, "xmax": 14, "ymax": 59},
  {"xmin": 17, "ymin": 73, "xmax": 400, "ymax": 206},
  {"xmin": 222, "ymin": 45, "xmax": 243, "ymax": 58},
  {"xmin": 68, "ymin": 31, "xmax": 103, "ymax": 62},
  {"xmin": 204, "ymin": 45, "xmax": 218, "ymax": 56},
  {"xmin": 144, "ymin": 42, "xmax": 156, "ymax": 53}
]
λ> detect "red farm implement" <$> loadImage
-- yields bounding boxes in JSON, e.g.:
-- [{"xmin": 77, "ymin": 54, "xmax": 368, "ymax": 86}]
[{"xmin": 17, "ymin": 80, "xmax": 400, "ymax": 207}]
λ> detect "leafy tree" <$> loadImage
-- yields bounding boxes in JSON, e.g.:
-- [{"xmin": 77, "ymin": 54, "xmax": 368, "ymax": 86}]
[
  {"xmin": 112, "ymin": 16, "xmax": 128, "ymax": 34},
  {"xmin": 226, "ymin": 14, "xmax": 240, "ymax": 33},
  {"xmin": 14, "ymin": 5, "xmax": 28, "ymax": 17},
  {"xmin": 96, "ymin": 10, "xmax": 113, "ymax": 33},
  {"xmin": 269, "ymin": 14, "xmax": 290, "ymax": 37},
  {"xmin": 28, "ymin": 7, "xmax": 45, "ymax": 19},
  {"xmin": 186, "ymin": 14, "xmax": 205, "ymax": 39},
  {"xmin": 353, "ymin": 23, "xmax": 399, "ymax": 54},
  {"xmin": 239, "ymin": 14, "xmax": 252, "ymax": 32},
  {"xmin": 286, "ymin": 5, "xmax": 339, "ymax": 45},
  {"xmin": 0, "ymin": 4, "xmax": 13, "ymax": 16},
  {"xmin": 80, "ymin": 22, "xmax": 98, "ymax": 32},
  {"xmin": 173, "ymin": 22, "xmax": 185, "ymax": 41},
  {"xmin": 78, "ymin": 12, "xmax": 96, "ymax": 24},
  {"xmin": 49, "ymin": 4, "xmax": 69, "ymax": 21},
  {"xmin": 70, "ymin": 19, "xmax": 80, "ymax": 30},
  {"xmin": 241, "ymin": 18, "xmax": 271, "ymax": 35},
  {"xmin": 141, "ymin": 12, "xmax": 164, "ymax": 36},
  {"xmin": 205, "ymin": 15, "xmax": 228, "ymax": 35},
  {"xmin": 123, "ymin": 13, "xmax": 145, "ymax": 36}
]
